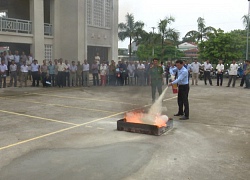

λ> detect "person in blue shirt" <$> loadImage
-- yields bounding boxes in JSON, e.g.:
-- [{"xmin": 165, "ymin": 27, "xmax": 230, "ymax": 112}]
[
  {"xmin": 240, "ymin": 61, "xmax": 247, "ymax": 87},
  {"xmin": 169, "ymin": 60, "xmax": 190, "ymax": 120}
]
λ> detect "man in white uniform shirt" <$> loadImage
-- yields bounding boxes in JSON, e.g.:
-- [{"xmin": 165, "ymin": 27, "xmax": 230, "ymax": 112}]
[
  {"xmin": 9, "ymin": 60, "xmax": 17, "ymax": 87},
  {"xmin": 191, "ymin": 60, "xmax": 201, "ymax": 85},
  {"xmin": 8, "ymin": 51, "xmax": 14, "ymax": 76},
  {"xmin": 0, "ymin": 59, "xmax": 8, "ymax": 88},
  {"xmin": 227, "ymin": 60, "xmax": 238, "ymax": 87},
  {"xmin": 20, "ymin": 61, "xmax": 29, "ymax": 87},
  {"xmin": 137, "ymin": 61, "xmax": 145, "ymax": 86},
  {"xmin": 70, "ymin": 61, "xmax": 77, "ymax": 87},
  {"xmin": 31, "ymin": 60, "xmax": 40, "ymax": 87},
  {"xmin": 203, "ymin": 60, "xmax": 213, "ymax": 86},
  {"xmin": 82, "ymin": 59, "xmax": 90, "ymax": 87},
  {"xmin": 216, "ymin": 60, "xmax": 224, "ymax": 86},
  {"xmin": 27, "ymin": 53, "xmax": 34, "ymax": 80},
  {"xmin": 64, "ymin": 60, "xmax": 70, "ymax": 87}
]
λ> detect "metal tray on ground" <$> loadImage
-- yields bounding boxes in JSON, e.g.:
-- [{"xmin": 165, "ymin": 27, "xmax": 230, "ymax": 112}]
[{"xmin": 117, "ymin": 119, "xmax": 173, "ymax": 136}]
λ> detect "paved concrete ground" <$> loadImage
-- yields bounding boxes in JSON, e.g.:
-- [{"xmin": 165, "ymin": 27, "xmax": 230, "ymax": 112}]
[{"xmin": 0, "ymin": 79, "xmax": 249, "ymax": 180}]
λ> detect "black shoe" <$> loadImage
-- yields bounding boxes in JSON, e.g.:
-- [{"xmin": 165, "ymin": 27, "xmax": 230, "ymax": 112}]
[
  {"xmin": 226, "ymin": 86, "xmax": 230, "ymax": 87},
  {"xmin": 180, "ymin": 116, "xmax": 189, "ymax": 120},
  {"xmin": 174, "ymin": 113, "xmax": 184, "ymax": 116}
]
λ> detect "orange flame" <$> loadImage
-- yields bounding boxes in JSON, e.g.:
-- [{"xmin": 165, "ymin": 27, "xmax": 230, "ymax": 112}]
[{"xmin": 125, "ymin": 111, "xmax": 167, "ymax": 128}]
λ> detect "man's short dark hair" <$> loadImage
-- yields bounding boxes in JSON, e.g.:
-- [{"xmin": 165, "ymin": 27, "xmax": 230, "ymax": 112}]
[
  {"xmin": 153, "ymin": 58, "xmax": 159, "ymax": 61},
  {"xmin": 175, "ymin": 60, "xmax": 183, "ymax": 64}
]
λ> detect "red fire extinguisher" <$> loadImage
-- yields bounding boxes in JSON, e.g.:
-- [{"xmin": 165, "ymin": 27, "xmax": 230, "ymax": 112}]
[{"xmin": 172, "ymin": 83, "xmax": 178, "ymax": 94}]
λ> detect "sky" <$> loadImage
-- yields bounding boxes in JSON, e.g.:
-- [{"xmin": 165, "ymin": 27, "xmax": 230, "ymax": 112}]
[{"xmin": 118, "ymin": 0, "xmax": 248, "ymax": 48}]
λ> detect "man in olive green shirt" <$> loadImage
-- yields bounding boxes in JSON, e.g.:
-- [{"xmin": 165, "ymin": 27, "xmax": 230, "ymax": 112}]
[
  {"xmin": 245, "ymin": 60, "xmax": 250, "ymax": 89},
  {"xmin": 149, "ymin": 58, "xmax": 163, "ymax": 102}
]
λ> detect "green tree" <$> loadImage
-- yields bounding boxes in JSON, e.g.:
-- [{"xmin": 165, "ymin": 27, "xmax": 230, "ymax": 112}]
[
  {"xmin": 118, "ymin": 13, "xmax": 144, "ymax": 60},
  {"xmin": 185, "ymin": 17, "xmax": 216, "ymax": 43},
  {"xmin": 242, "ymin": 14, "xmax": 250, "ymax": 30},
  {"xmin": 158, "ymin": 16, "xmax": 175, "ymax": 50},
  {"xmin": 198, "ymin": 29, "xmax": 244, "ymax": 64}
]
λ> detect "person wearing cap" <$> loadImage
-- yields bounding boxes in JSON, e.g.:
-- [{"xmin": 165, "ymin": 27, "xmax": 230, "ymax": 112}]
[
  {"xmin": 169, "ymin": 60, "xmax": 189, "ymax": 120},
  {"xmin": 149, "ymin": 58, "xmax": 163, "ymax": 102}
]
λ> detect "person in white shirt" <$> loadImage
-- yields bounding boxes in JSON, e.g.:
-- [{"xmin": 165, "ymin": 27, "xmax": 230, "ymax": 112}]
[
  {"xmin": 20, "ymin": 61, "xmax": 29, "ymax": 87},
  {"xmin": 82, "ymin": 59, "xmax": 90, "ymax": 87},
  {"xmin": 31, "ymin": 60, "xmax": 40, "ymax": 87},
  {"xmin": 70, "ymin": 61, "xmax": 77, "ymax": 87},
  {"xmin": 216, "ymin": 60, "xmax": 224, "ymax": 86},
  {"xmin": 8, "ymin": 60, "xmax": 17, "ymax": 87},
  {"xmin": 3, "ymin": 51, "xmax": 9, "ymax": 76},
  {"xmin": 191, "ymin": 60, "xmax": 201, "ymax": 85},
  {"xmin": 137, "ymin": 61, "xmax": 145, "ymax": 86},
  {"xmin": 227, "ymin": 60, "xmax": 238, "ymax": 87},
  {"xmin": 8, "ymin": 51, "xmax": 14, "ymax": 75},
  {"xmin": 64, "ymin": 60, "xmax": 70, "ymax": 87},
  {"xmin": 100, "ymin": 61, "xmax": 108, "ymax": 86},
  {"xmin": 57, "ymin": 58, "xmax": 67, "ymax": 88},
  {"xmin": 127, "ymin": 61, "xmax": 135, "ymax": 85},
  {"xmin": 27, "ymin": 53, "xmax": 34, "ymax": 81},
  {"xmin": 203, "ymin": 60, "xmax": 213, "ymax": 86},
  {"xmin": 95, "ymin": 53, "xmax": 101, "ymax": 66},
  {"xmin": 0, "ymin": 59, "xmax": 8, "ymax": 88}
]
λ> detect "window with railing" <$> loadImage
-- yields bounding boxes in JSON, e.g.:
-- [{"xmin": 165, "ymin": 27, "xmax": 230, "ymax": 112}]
[
  {"xmin": 87, "ymin": 0, "xmax": 112, "ymax": 28},
  {"xmin": 105, "ymin": 0, "xmax": 111, "ymax": 28},
  {"xmin": 87, "ymin": 0, "xmax": 92, "ymax": 25},
  {"xmin": 45, "ymin": 44, "xmax": 53, "ymax": 62}
]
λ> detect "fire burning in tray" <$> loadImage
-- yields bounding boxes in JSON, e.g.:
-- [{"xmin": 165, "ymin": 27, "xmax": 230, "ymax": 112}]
[
  {"xmin": 124, "ymin": 110, "xmax": 169, "ymax": 128},
  {"xmin": 117, "ymin": 87, "xmax": 173, "ymax": 136}
]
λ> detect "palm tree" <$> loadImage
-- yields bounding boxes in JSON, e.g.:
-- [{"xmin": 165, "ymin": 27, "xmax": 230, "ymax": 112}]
[
  {"xmin": 165, "ymin": 28, "xmax": 180, "ymax": 58},
  {"xmin": 118, "ymin": 13, "xmax": 144, "ymax": 60},
  {"xmin": 158, "ymin": 16, "xmax": 175, "ymax": 49},
  {"xmin": 242, "ymin": 14, "xmax": 250, "ymax": 30},
  {"xmin": 185, "ymin": 17, "xmax": 216, "ymax": 43}
]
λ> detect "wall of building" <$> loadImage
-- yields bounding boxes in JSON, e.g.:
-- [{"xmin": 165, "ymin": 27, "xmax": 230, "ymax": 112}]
[{"xmin": 59, "ymin": 0, "xmax": 79, "ymax": 61}]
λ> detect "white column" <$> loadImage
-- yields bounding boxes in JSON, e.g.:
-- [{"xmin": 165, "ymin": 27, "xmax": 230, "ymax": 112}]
[
  {"xmin": 78, "ymin": 0, "xmax": 87, "ymax": 63},
  {"xmin": 111, "ymin": 0, "xmax": 119, "ymax": 63},
  {"xmin": 30, "ymin": 0, "xmax": 45, "ymax": 62},
  {"xmin": 50, "ymin": 0, "xmax": 60, "ymax": 60}
]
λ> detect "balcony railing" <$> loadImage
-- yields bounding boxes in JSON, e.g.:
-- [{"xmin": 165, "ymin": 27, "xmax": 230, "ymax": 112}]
[
  {"xmin": 0, "ymin": 17, "xmax": 32, "ymax": 34},
  {"xmin": 44, "ymin": 23, "xmax": 52, "ymax": 36},
  {"xmin": 0, "ymin": 17, "xmax": 53, "ymax": 36}
]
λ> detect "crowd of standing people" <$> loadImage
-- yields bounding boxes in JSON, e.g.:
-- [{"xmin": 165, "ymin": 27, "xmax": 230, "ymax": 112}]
[{"xmin": 1, "ymin": 50, "xmax": 250, "ymax": 90}]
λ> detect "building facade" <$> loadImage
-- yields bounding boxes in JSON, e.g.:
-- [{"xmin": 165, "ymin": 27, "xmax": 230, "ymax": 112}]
[
  {"xmin": 0, "ymin": 0, "xmax": 118, "ymax": 63},
  {"xmin": 178, "ymin": 42, "xmax": 198, "ymax": 60}
]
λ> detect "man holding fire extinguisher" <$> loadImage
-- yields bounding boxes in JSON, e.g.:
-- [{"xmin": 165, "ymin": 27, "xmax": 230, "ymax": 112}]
[{"xmin": 168, "ymin": 60, "xmax": 190, "ymax": 120}]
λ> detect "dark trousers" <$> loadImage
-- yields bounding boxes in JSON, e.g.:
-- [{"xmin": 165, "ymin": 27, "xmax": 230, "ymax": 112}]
[
  {"xmin": 9, "ymin": 71, "xmax": 17, "ymax": 87},
  {"xmin": 65, "ymin": 72, "xmax": 70, "ymax": 87},
  {"xmin": 49, "ymin": 74, "xmax": 55, "ymax": 86},
  {"xmin": 151, "ymin": 80, "xmax": 162, "ymax": 102},
  {"xmin": 240, "ymin": 75, "xmax": 246, "ymax": 87},
  {"xmin": 41, "ymin": 72, "xmax": 47, "ymax": 87},
  {"xmin": 109, "ymin": 75, "xmax": 116, "ymax": 86},
  {"xmin": 57, "ymin": 72, "xmax": 65, "ymax": 87},
  {"xmin": 204, "ymin": 71, "xmax": 212, "ymax": 85},
  {"xmin": 228, "ymin": 75, "xmax": 237, "ymax": 87},
  {"xmin": 178, "ymin": 84, "xmax": 189, "ymax": 118},
  {"xmin": 246, "ymin": 74, "xmax": 250, "ymax": 88},
  {"xmin": 93, "ymin": 73, "xmax": 99, "ymax": 86},
  {"xmin": 32, "ymin": 71, "xmax": 39, "ymax": 86},
  {"xmin": 0, "ymin": 75, "xmax": 6, "ymax": 88},
  {"xmin": 217, "ymin": 74, "xmax": 223, "ymax": 86}
]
